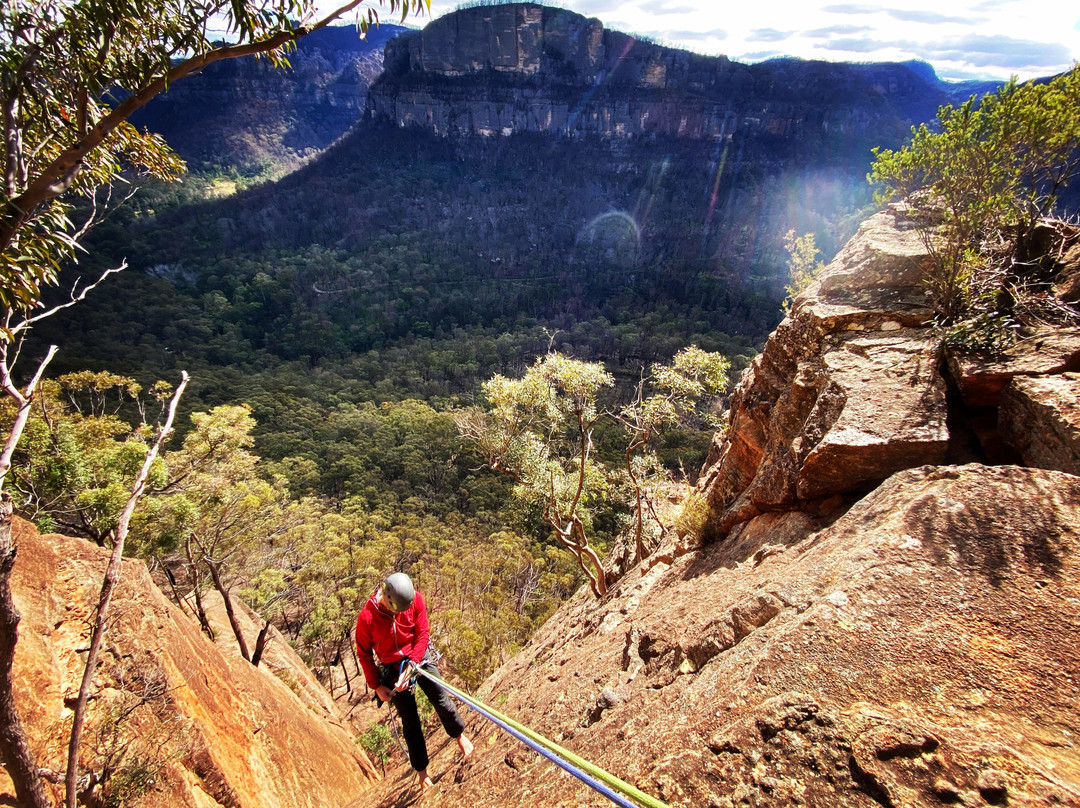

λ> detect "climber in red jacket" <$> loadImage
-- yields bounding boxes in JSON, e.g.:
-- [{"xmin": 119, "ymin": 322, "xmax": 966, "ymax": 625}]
[{"xmin": 355, "ymin": 572, "xmax": 473, "ymax": 794}]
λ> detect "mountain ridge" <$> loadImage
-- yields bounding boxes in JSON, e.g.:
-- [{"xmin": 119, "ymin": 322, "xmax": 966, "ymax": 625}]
[
  {"xmin": 129, "ymin": 22, "xmax": 410, "ymax": 177},
  {"xmin": 366, "ymin": 3, "xmax": 999, "ymax": 141}
]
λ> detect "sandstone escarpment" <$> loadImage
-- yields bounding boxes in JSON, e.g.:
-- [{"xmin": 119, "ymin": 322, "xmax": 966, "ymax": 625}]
[
  {"xmin": 131, "ymin": 23, "xmax": 407, "ymax": 173},
  {"xmin": 386, "ymin": 463, "xmax": 1080, "ymax": 808},
  {"xmin": 367, "ymin": 3, "xmax": 994, "ymax": 141},
  {"xmin": 2, "ymin": 520, "xmax": 376, "ymax": 808},
  {"xmin": 698, "ymin": 206, "xmax": 1080, "ymax": 538}
]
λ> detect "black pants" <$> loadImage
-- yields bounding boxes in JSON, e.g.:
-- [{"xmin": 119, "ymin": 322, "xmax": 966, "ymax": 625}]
[{"xmin": 380, "ymin": 654, "xmax": 465, "ymax": 772}]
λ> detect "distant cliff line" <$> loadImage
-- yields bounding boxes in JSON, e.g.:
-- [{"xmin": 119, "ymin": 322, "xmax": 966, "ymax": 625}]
[{"xmin": 366, "ymin": 2, "xmax": 998, "ymax": 141}]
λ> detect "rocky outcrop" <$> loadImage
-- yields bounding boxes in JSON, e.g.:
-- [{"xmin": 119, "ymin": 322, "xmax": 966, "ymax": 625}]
[
  {"xmin": 1000, "ymin": 373, "xmax": 1080, "ymax": 474},
  {"xmin": 371, "ymin": 463, "xmax": 1080, "ymax": 808},
  {"xmin": 696, "ymin": 207, "xmax": 1080, "ymax": 539},
  {"xmin": 698, "ymin": 207, "xmax": 948, "ymax": 536},
  {"xmin": 946, "ymin": 330, "xmax": 1080, "ymax": 408},
  {"xmin": 367, "ymin": 3, "xmax": 996, "ymax": 141},
  {"xmin": 354, "ymin": 206, "xmax": 1080, "ymax": 808},
  {"xmin": 1, "ymin": 520, "xmax": 376, "ymax": 808}
]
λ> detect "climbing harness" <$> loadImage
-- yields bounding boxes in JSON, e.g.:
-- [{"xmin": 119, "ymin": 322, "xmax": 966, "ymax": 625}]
[{"xmin": 407, "ymin": 662, "xmax": 670, "ymax": 808}]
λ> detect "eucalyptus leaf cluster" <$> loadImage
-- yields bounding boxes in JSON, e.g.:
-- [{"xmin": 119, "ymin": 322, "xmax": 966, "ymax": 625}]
[
  {"xmin": 869, "ymin": 66, "xmax": 1080, "ymax": 341},
  {"xmin": 462, "ymin": 346, "xmax": 730, "ymax": 595}
]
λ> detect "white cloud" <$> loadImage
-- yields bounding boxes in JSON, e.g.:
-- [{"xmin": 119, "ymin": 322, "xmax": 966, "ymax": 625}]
[{"xmin": 353, "ymin": 0, "xmax": 1080, "ymax": 82}]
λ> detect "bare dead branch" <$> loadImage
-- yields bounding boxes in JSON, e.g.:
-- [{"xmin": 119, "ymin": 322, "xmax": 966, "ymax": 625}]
[{"xmin": 64, "ymin": 371, "xmax": 189, "ymax": 808}]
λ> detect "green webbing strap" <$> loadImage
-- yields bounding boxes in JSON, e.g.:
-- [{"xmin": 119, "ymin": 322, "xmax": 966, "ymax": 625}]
[{"xmin": 412, "ymin": 665, "xmax": 670, "ymax": 808}]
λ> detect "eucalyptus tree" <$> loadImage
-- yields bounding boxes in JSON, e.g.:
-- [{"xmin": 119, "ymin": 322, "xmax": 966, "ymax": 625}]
[
  {"xmin": 870, "ymin": 66, "xmax": 1080, "ymax": 339},
  {"xmin": 149, "ymin": 405, "xmax": 298, "ymax": 665},
  {"xmin": 459, "ymin": 353, "xmax": 615, "ymax": 597},
  {"xmin": 613, "ymin": 346, "xmax": 728, "ymax": 565}
]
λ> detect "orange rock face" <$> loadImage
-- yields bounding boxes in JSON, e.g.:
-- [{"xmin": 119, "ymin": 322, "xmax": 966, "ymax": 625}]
[
  {"xmin": 2, "ymin": 520, "xmax": 377, "ymax": 808},
  {"xmin": 353, "ymin": 210, "xmax": 1080, "ymax": 808},
  {"xmin": 699, "ymin": 207, "xmax": 948, "ymax": 536},
  {"xmin": 380, "ymin": 465, "xmax": 1080, "ymax": 808},
  {"xmin": 1000, "ymin": 373, "xmax": 1080, "ymax": 474}
]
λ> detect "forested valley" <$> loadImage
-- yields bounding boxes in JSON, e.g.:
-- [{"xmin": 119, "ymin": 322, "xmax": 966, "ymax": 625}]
[{"xmin": 15, "ymin": 99, "xmax": 872, "ymax": 697}]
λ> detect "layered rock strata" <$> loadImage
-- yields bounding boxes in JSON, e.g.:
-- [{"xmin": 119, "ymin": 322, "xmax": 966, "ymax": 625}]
[
  {"xmin": 699, "ymin": 207, "xmax": 945, "ymax": 536},
  {"xmin": 367, "ymin": 3, "xmax": 991, "ymax": 141},
  {"xmin": 698, "ymin": 207, "xmax": 1080, "ymax": 538},
  {"xmin": 395, "ymin": 463, "xmax": 1080, "ymax": 808}
]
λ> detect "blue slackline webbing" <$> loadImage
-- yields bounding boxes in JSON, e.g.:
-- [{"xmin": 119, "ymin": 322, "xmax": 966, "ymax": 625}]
[{"xmin": 412, "ymin": 665, "xmax": 642, "ymax": 808}]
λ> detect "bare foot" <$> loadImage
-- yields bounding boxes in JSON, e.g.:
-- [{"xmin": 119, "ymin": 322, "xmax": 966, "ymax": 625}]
[
  {"xmin": 417, "ymin": 771, "xmax": 434, "ymax": 795},
  {"xmin": 457, "ymin": 734, "xmax": 474, "ymax": 761}
]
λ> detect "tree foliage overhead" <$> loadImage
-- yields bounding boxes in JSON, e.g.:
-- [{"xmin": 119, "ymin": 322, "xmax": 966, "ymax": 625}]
[
  {"xmin": 870, "ymin": 65, "xmax": 1080, "ymax": 343},
  {"xmin": 0, "ymin": 0, "xmax": 429, "ymax": 314}
]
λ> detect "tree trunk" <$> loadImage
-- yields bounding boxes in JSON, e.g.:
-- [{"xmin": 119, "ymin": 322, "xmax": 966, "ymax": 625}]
[
  {"xmin": 340, "ymin": 648, "xmax": 352, "ymax": 693},
  {"xmin": 251, "ymin": 620, "xmax": 272, "ymax": 668},
  {"xmin": 184, "ymin": 539, "xmax": 215, "ymax": 640},
  {"xmin": 207, "ymin": 560, "xmax": 251, "ymax": 662},
  {"xmin": 0, "ymin": 496, "xmax": 54, "ymax": 808},
  {"xmin": 625, "ymin": 444, "xmax": 646, "ymax": 565},
  {"xmin": 572, "ymin": 518, "xmax": 607, "ymax": 597},
  {"xmin": 348, "ymin": 632, "xmax": 363, "ymax": 680}
]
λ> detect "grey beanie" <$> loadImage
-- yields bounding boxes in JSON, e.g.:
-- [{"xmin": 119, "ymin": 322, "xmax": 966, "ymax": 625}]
[{"xmin": 383, "ymin": 572, "xmax": 416, "ymax": 612}]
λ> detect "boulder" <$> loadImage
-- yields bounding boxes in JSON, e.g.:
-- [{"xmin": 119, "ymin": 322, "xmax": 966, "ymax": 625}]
[
  {"xmin": 999, "ymin": 373, "xmax": 1080, "ymax": 474},
  {"xmin": 700, "ymin": 208, "xmax": 946, "ymax": 536},
  {"xmin": 2, "ymin": 520, "xmax": 377, "ymax": 808},
  {"xmin": 945, "ymin": 328, "xmax": 1080, "ymax": 408},
  {"xmin": 816, "ymin": 205, "xmax": 932, "ymax": 297}
]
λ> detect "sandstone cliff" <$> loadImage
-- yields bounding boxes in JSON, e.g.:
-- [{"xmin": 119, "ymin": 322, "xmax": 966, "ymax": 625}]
[
  {"xmin": 131, "ymin": 23, "xmax": 407, "ymax": 175},
  {"xmin": 359, "ymin": 209, "xmax": 1080, "ymax": 808},
  {"xmin": 1, "ymin": 519, "xmax": 377, "ymax": 808},
  {"xmin": 367, "ymin": 3, "xmax": 995, "ymax": 142}
]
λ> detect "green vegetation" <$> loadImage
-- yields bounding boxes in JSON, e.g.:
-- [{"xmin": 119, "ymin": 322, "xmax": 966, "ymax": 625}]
[
  {"xmin": 9, "ymin": 123, "xmax": 775, "ymax": 707},
  {"xmin": 459, "ymin": 353, "xmax": 616, "ymax": 597},
  {"xmin": 615, "ymin": 346, "xmax": 729, "ymax": 563},
  {"xmin": 870, "ymin": 65, "xmax": 1080, "ymax": 348},
  {"xmin": 1, "ymin": 373, "xmax": 577, "ymax": 690},
  {"xmin": 358, "ymin": 722, "xmax": 395, "ymax": 772},
  {"xmin": 782, "ymin": 229, "xmax": 827, "ymax": 311},
  {"xmin": 459, "ymin": 347, "xmax": 728, "ymax": 597}
]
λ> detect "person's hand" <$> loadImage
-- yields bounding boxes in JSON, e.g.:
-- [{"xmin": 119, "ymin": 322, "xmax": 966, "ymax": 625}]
[
  {"xmin": 394, "ymin": 663, "xmax": 414, "ymax": 691},
  {"xmin": 376, "ymin": 685, "xmax": 393, "ymax": 703}
]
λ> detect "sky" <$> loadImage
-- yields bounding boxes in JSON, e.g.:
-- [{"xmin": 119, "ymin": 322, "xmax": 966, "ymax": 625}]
[{"xmin": 337, "ymin": 0, "xmax": 1080, "ymax": 83}]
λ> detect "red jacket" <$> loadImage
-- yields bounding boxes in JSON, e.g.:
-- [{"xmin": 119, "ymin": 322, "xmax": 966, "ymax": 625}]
[{"xmin": 355, "ymin": 589, "xmax": 430, "ymax": 690}]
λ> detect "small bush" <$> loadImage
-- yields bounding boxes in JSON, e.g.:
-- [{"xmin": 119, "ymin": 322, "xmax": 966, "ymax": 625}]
[
  {"xmin": 358, "ymin": 722, "xmax": 395, "ymax": 772},
  {"xmin": 674, "ymin": 489, "xmax": 710, "ymax": 542}
]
